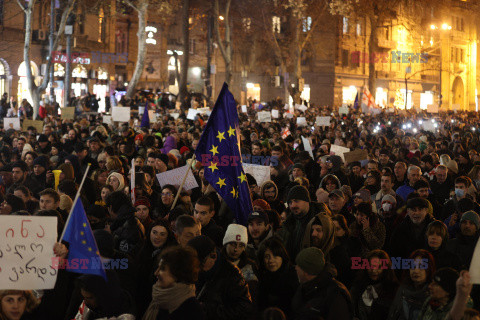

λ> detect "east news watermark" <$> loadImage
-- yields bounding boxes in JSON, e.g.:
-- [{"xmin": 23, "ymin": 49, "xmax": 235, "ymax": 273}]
[
  {"xmin": 351, "ymin": 51, "xmax": 429, "ymax": 64},
  {"xmin": 351, "ymin": 257, "xmax": 428, "ymax": 269}
]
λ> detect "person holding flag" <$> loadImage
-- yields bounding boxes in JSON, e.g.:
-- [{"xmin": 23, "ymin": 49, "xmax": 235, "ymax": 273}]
[{"xmin": 194, "ymin": 83, "xmax": 254, "ymax": 226}]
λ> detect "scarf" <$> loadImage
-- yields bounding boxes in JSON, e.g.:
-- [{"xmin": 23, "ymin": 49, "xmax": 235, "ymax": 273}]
[{"xmin": 142, "ymin": 282, "xmax": 195, "ymax": 320}]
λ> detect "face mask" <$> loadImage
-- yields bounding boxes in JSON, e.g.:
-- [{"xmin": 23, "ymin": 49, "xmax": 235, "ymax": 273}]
[
  {"xmin": 382, "ymin": 203, "xmax": 392, "ymax": 212},
  {"xmin": 455, "ymin": 188, "xmax": 465, "ymax": 198}
]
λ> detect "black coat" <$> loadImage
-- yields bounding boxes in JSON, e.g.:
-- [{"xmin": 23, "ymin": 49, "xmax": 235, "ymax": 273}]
[
  {"xmin": 257, "ymin": 263, "xmax": 299, "ymax": 317},
  {"xmin": 202, "ymin": 219, "xmax": 224, "ymax": 247},
  {"xmin": 291, "ymin": 269, "xmax": 353, "ymax": 320},
  {"xmin": 155, "ymin": 297, "xmax": 205, "ymax": 320},
  {"xmin": 446, "ymin": 232, "xmax": 480, "ymax": 269},
  {"xmin": 197, "ymin": 254, "xmax": 253, "ymax": 320},
  {"xmin": 111, "ymin": 204, "xmax": 145, "ymax": 258},
  {"xmin": 425, "ymin": 244, "xmax": 462, "ymax": 271},
  {"xmin": 389, "ymin": 215, "xmax": 435, "ymax": 260}
]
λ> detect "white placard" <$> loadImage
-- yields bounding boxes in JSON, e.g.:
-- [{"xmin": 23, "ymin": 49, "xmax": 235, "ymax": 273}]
[
  {"xmin": 138, "ymin": 106, "xmax": 145, "ymax": 115},
  {"xmin": 197, "ymin": 107, "xmax": 211, "ymax": 116},
  {"xmin": 301, "ymin": 136, "xmax": 314, "ymax": 159},
  {"xmin": 148, "ymin": 110, "xmax": 157, "ymax": 123},
  {"xmin": 103, "ymin": 116, "xmax": 113, "ymax": 125},
  {"xmin": 243, "ymin": 163, "xmax": 271, "ymax": 187},
  {"xmin": 470, "ymin": 237, "xmax": 480, "ymax": 284},
  {"xmin": 423, "ymin": 122, "xmax": 436, "ymax": 132},
  {"xmin": 187, "ymin": 108, "xmax": 198, "ymax": 120},
  {"xmin": 285, "ymin": 112, "xmax": 294, "ymax": 119},
  {"xmin": 370, "ymin": 108, "xmax": 382, "ymax": 115},
  {"xmin": 112, "ymin": 107, "xmax": 131, "ymax": 122},
  {"xmin": 297, "ymin": 117, "xmax": 307, "ymax": 126},
  {"xmin": 339, "ymin": 106, "xmax": 349, "ymax": 115},
  {"xmin": 330, "ymin": 145, "xmax": 350, "ymax": 162},
  {"xmin": 170, "ymin": 112, "xmax": 179, "ymax": 120},
  {"xmin": 258, "ymin": 111, "xmax": 272, "ymax": 123},
  {"xmin": 284, "ymin": 104, "xmax": 289, "ymax": 110},
  {"xmin": 4, "ymin": 118, "xmax": 20, "ymax": 130},
  {"xmin": 295, "ymin": 104, "xmax": 307, "ymax": 112},
  {"xmin": 316, "ymin": 116, "xmax": 331, "ymax": 127},
  {"xmin": 427, "ymin": 104, "xmax": 438, "ymax": 113},
  {"xmin": 156, "ymin": 165, "xmax": 199, "ymax": 191},
  {"xmin": 0, "ymin": 216, "xmax": 58, "ymax": 290},
  {"xmin": 241, "ymin": 105, "xmax": 247, "ymax": 113},
  {"xmin": 271, "ymin": 109, "xmax": 279, "ymax": 118}
]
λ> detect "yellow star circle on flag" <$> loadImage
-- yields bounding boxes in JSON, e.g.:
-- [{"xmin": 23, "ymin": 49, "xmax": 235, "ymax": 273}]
[
  {"xmin": 83, "ymin": 223, "xmax": 87, "ymax": 228},
  {"xmin": 216, "ymin": 177, "xmax": 226, "ymax": 188},
  {"xmin": 238, "ymin": 172, "xmax": 247, "ymax": 183},
  {"xmin": 210, "ymin": 145, "xmax": 219, "ymax": 156},
  {"xmin": 88, "ymin": 247, "xmax": 92, "ymax": 252},
  {"xmin": 217, "ymin": 131, "xmax": 226, "ymax": 142},
  {"xmin": 230, "ymin": 187, "xmax": 237, "ymax": 198},
  {"xmin": 228, "ymin": 126, "xmax": 236, "ymax": 137},
  {"xmin": 208, "ymin": 162, "xmax": 219, "ymax": 172},
  {"xmin": 82, "ymin": 240, "xmax": 86, "ymax": 245},
  {"xmin": 80, "ymin": 231, "xmax": 84, "ymax": 236}
]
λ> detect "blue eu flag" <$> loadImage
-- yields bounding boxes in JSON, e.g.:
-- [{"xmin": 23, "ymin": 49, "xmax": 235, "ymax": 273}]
[
  {"xmin": 353, "ymin": 92, "xmax": 359, "ymax": 110},
  {"xmin": 195, "ymin": 83, "xmax": 253, "ymax": 225},
  {"xmin": 63, "ymin": 199, "xmax": 107, "ymax": 280},
  {"xmin": 141, "ymin": 102, "xmax": 150, "ymax": 128}
]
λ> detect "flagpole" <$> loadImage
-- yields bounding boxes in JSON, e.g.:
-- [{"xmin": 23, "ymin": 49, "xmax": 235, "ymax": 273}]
[
  {"xmin": 59, "ymin": 163, "xmax": 91, "ymax": 242},
  {"xmin": 170, "ymin": 155, "xmax": 196, "ymax": 213}
]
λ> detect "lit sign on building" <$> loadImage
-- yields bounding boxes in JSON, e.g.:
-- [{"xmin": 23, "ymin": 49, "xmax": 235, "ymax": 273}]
[{"xmin": 145, "ymin": 26, "xmax": 157, "ymax": 45}]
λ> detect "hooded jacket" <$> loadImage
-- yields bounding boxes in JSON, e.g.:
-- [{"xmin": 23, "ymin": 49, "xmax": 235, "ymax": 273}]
[
  {"xmin": 260, "ymin": 180, "xmax": 285, "ymax": 215},
  {"xmin": 301, "ymin": 210, "xmax": 335, "ymax": 254},
  {"xmin": 161, "ymin": 135, "xmax": 177, "ymax": 155},
  {"xmin": 110, "ymin": 204, "xmax": 145, "ymax": 258},
  {"xmin": 319, "ymin": 174, "xmax": 342, "ymax": 191}
]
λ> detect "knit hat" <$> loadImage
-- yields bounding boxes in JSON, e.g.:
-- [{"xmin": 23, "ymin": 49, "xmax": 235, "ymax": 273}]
[
  {"xmin": 33, "ymin": 155, "xmax": 48, "ymax": 169},
  {"xmin": 247, "ymin": 211, "xmax": 269, "ymax": 224},
  {"xmin": 292, "ymin": 163, "xmax": 305, "ymax": 173},
  {"xmin": 407, "ymin": 197, "xmax": 429, "ymax": 209},
  {"xmin": 5, "ymin": 194, "xmax": 26, "ymax": 213},
  {"xmin": 223, "ymin": 224, "xmax": 248, "ymax": 246},
  {"xmin": 252, "ymin": 199, "xmax": 271, "ymax": 211},
  {"xmin": 93, "ymin": 229, "xmax": 115, "ymax": 258},
  {"xmin": 187, "ymin": 235, "xmax": 216, "ymax": 262},
  {"xmin": 180, "ymin": 146, "xmax": 190, "ymax": 155},
  {"xmin": 107, "ymin": 172, "xmax": 125, "ymax": 192},
  {"xmin": 340, "ymin": 185, "xmax": 352, "ymax": 199},
  {"xmin": 328, "ymin": 189, "xmax": 345, "ymax": 199},
  {"xmin": 460, "ymin": 210, "xmax": 480, "ymax": 229},
  {"xmin": 287, "ymin": 185, "xmax": 311, "ymax": 203},
  {"xmin": 37, "ymin": 134, "xmax": 49, "ymax": 143},
  {"xmin": 353, "ymin": 188, "xmax": 371, "ymax": 203},
  {"xmin": 295, "ymin": 247, "xmax": 325, "ymax": 275},
  {"xmin": 134, "ymin": 196, "xmax": 151, "ymax": 209},
  {"xmin": 433, "ymin": 268, "xmax": 459, "ymax": 298},
  {"xmin": 155, "ymin": 153, "xmax": 169, "ymax": 166},
  {"xmin": 381, "ymin": 194, "xmax": 397, "ymax": 205}
]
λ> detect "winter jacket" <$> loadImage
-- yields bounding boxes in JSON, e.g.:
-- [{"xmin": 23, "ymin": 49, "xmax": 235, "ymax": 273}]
[
  {"xmin": 246, "ymin": 228, "xmax": 274, "ymax": 264},
  {"xmin": 389, "ymin": 215, "xmax": 435, "ymax": 260},
  {"xmin": 110, "ymin": 204, "xmax": 145, "ymax": 258},
  {"xmin": 197, "ymin": 254, "xmax": 253, "ymax": 320},
  {"xmin": 387, "ymin": 283, "xmax": 429, "ymax": 320},
  {"xmin": 153, "ymin": 297, "xmax": 205, "ymax": 320},
  {"xmin": 349, "ymin": 220, "xmax": 386, "ymax": 257},
  {"xmin": 160, "ymin": 136, "xmax": 177, "ymax": 155},
  {"xmin": 202, "ymin": 219, "xmax": 224, "ymax": 247},
  {"xmin": 446, "ymin": 232, "xmax": 480, "ymax": 269},
  {"xmin": 417, "ymin": 297, "xmax": 473, "ymax": 320},
  {"xmin": 291, "ymin": 269, "xmax": 353, "ymax": 320},
  {"xmin": 257, "ymin": 263, "xmax": 299, "ymax": 318}
]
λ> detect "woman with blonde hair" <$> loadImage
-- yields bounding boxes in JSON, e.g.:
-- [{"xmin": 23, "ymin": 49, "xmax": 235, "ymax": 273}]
[
  {"xmin": 106, "ymin": 156, "xmax": 123, "ymax": 174},
  {"xmin": 0, "ymin": 290, "xmax": 39, "ymax": 320}
]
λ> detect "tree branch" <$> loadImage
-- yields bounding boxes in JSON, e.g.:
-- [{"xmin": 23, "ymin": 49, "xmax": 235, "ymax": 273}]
[
  {"xmin": 260, "ymin": 8, "xmax": 283, "ymax": 68},
  {"xmin": 15, "ymin": 0, "xmax": 27, "ymax": 13},
  {"xmin": 300, "ymin": 0, "xmax": 327, "ymax": 51},
  {"xmin": 214, "ymin": 0, "xmax": 228, "ymax": 62},
  {"xmin": 123, "ymin": 0, "xmax": 139, "ymax": 12}
]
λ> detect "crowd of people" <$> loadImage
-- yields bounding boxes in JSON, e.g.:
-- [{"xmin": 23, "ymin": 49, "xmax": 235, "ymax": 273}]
[{"xmin": 0, "ymin": 92, "xmax": 479, "ymax": 320}]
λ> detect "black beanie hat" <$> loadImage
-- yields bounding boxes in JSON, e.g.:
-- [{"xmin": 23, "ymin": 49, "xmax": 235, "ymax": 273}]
[
  {"xmin": 433, "ymin": 268, "xmax": 459, "ymax": 299},
  {"xmin": 292, "ymin": 163, "xmax": 305, "ymax": 173},
  {"xmin": 33, "ymin": 155, "xmax": 48, "ymax": 169},
  {"xmin": 187, "ymin": 235, "xmax": 215, "ymax": 262},
  {"xmin": 93, "ymin": 229, "xmax": 115, "ymax": 259},
  {"xmin": 6, "ymin": 194, "xmax": 26, "ymax": 213},
  {"xmin": 287, "ymin": 185, "xmax": 310, "ymax": 203}
]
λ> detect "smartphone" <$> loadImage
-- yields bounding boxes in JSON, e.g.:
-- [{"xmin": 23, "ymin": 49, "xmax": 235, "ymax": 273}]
[{"xmin": 293, "ymin": 143, "xmax": 299, "ymax": 150}]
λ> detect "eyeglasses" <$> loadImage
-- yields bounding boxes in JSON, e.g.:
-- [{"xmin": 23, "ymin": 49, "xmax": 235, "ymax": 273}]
[{"xmin": 161, "ymin": 192, "xmax": 173, "ymax": 197}]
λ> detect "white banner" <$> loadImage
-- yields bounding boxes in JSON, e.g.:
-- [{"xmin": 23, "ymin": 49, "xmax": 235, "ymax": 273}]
[
  {"xmin": 0, "ymin": 216, "xmax": 58, "ymax": 290},
  {"xmin": 297, "ymin": 117, "xmax": 307, "ymax": 126},
  {"xmin": 243, "ymin": 163, "xmax": 271, "ymax": 187},
  {"xmin": 112, "ymin": 107, "xmax": 131, "ymax": 122},
  {"xmin": 271, "ymin": 110, "xmax": 279, "ymax": 118},
  {"xmin": 4, "ymin": 118, "xmax": 21, "ymax": 130},
  {"xmin": 316, "ymin": 116, "xmax": 331, "ymax": 127},
  {"xmin": 156, "ymin": 165, "xmax": 199, "ymax": 191},
  {"xmin": 330, "ymin": 145, "xmax": 350, "ymax": 162},
  {"xmin": 258, "ymin": 111, "xmax": 272, "ymax": 123}
]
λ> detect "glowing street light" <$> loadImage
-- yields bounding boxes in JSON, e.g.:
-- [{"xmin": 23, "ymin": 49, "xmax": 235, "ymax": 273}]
[
  {"xmin": 219, "ymin": 16, "xmax": 224, "ymax": 20},
  {"xmin": 430, "ymin": 25, "xmax": 437, "ymax": 30},
  {"xmin": 441, "ymin": 23, "xmax": 452, "ymax": 30}
]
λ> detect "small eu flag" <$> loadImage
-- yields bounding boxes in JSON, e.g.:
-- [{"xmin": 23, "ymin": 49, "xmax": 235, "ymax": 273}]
[
  {"xmin": 353, "ymin": 92, "xmax": 359, "ymax": 110},
  {"xmin": 195, "ymin": 83, "xmax": 253, "ymax": 225},
  {"xmin": 141, "ymin": 102, "xmax": 150, "ymax": 128},
  {"xmin": 63, "ymin": 199, "xmax": 107, "ymax": 280}
]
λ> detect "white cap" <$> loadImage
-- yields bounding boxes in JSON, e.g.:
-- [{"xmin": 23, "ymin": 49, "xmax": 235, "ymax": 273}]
[{"xmin": 223, "ymin": 224, "xmax": 248, "ymax": 246}]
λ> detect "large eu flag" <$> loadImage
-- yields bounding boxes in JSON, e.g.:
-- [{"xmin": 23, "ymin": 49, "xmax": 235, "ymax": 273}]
[
  {"xmin": 195, "ymin": 83, "xmax": 253, "ymax": 225},
  {"xmin": 63, "ymin": 199, "xmax": 107, "ymax": 280}
]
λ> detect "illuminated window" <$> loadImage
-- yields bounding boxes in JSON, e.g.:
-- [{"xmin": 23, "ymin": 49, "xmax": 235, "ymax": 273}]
[
  {"xmin": 98, "ymin": 8, "xmax": 105, "ymax": 43},
  {"xmin": 400, "ymin": 89, "xmax": 412, "ymax": 109},
  {"xmin": 375, "ymin": 87, "xmax": 387, "ymax": 107},
  {"xmin": 72, "ymin": 65, "xmax": 87, "ymax": 78},
  {"xmin": 356, "ymin": 23, "xmax": 361, "ymax": 36},
  {"xmin": 54, "ymin": 63, "xmax": 65, "ymax": 77},
  {"xmin": 243, "ymin": 18, "xmax": 251, "ymax": 31},
  {"xmin": 342, "ymin": 86, "xmax": 357, "ymax": 104},
  {"xmin": 272, "ymin": 16, "xmax": 281, "ymax": 33},
  {"xmin": 342, "ymin": 17, "xmax": 348, "ymax": 34},
  {"xmin": 97, "ymin": 67, "xmax": 108, "ymax": 80},
  {"xmin": 302, "ymin": 17, "xmax": 312, "ymax": 32},
  {"xmin": 420, "ymin": 91, "xmax": 433, "ymax": 110}
]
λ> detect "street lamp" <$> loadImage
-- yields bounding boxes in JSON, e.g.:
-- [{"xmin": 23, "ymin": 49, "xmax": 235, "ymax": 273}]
[{"xmin": 430, "ymin": 23, "xmax": 451, "ymax": 109}]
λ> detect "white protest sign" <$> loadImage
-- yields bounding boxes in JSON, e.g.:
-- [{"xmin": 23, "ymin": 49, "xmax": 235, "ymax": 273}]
[
  {"xmin": 470, "ymin": 237, "xmax": 480, "ymax": 284},
  {"xmin": 423, "ymin": 122, "xmax": 436, "ymax": 132},
  {"xmin": 138, "ymin": 106, "xmax": 145, "ymax": 115},
  {"xmin": 271, "ymin": 109, "xmax": 279, "ymax": 118},
  {"xmin": 295, "ymin": 104, "xmax": 307, "ymax": 112},
  {"xmin": 427, "ymin": 104, "xmax": 438, "ymax": 113},
  {"xmin": 370, "ymin": 107, "xmax": 382, "ymax": 115},
  {"xmin": 339, "ymin": 106, "xmax": 349, "ymax": 115},
  {"xmin": 301, "ymin": 136, "xmax": 314, "ymax": 159},
  {"xmin": 316, "ymin": 116, "xmax": 331, "ymax": 127},
  {"xmin": 156, "ymin": 165, "xmax": 199, "ymax": 191},
  {"xmin": 4, "ymin": 118, "xmax": 20, "ymax": 130},
  {"xmin": 241, "ymin": 105, "xmax": 247, "ymax": 113},
  {"xmin": 170, "ymin": 112, "xmax": 179, "ymax": 120},
  {"xmin": 330, "ymin": 145, "xmax": 350, "ymax": 162},
  {"xmin": 297, "ymin": 117, "xmax": 307, "ymax": 126},
  {"xmin": 112, "ymin": 107, "xmax": 131, "ymax": 122},
  {"xmin": 149, "ymin": 110, "xmax": 158, "ymax": 122},
  {"xmin": 0, "ymin": 216, "xmax": 58, "ymax": 290},
  {"xmin": 258, "ymin": 111, "xmax": 272, "ymax": 123},
  {"xmin": 284, "ymin": 104, "xmax": 289, "ymax": 110},
  {"xmin": 285, "ymin": 112, "xmax": 294, "ymax": 119},
  {"xmin": 187, "ymin": 108, "xmax": 198, "ymax": 120},
  {"xmin": 103, "ymin": 116, "xmax": 113, "ymax": 125},
  {"xmin": 197, "ymin": 107, "xmax": 211, "ymax": 116},
  {"xmin": 243, "ymin": 163, "xmax": 271, "ymax": 187}
]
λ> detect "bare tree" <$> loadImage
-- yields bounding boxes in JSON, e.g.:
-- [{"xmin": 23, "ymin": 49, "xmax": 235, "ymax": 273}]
[
  {"xmin": 16, "ymin": 0, "xmax": 76, "ymax": 118},
  {"xmin": 214, "ymin": 0, "xmax": 233, "ymax": 85},
  {"xmin": 177, "ymin": 0, "xmax": 190, "ymax": 104}
]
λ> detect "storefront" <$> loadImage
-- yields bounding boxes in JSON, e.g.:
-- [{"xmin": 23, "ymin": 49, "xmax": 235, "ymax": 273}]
[
  {"xmin": 93, "ymin": 67, "xmax": 109, "ymax": 112},
  {"xmin": 342, "ymin": 85, "xmax": 357, "ymax": 104},
  {"xmin": 246, "ymin": 82, "xmax": 261, "ymax": 101},
  {"xmin": 71, "ymin": 65, "xmax": 88, "ymax": 97}
]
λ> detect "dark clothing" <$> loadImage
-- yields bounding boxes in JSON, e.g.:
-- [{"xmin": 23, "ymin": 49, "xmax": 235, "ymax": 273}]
[
  {"xmin": 197, "ymin": 254, "xmax": 253, "ymax": 320},
  {"xmin": 110, "ymin": 204, "xmax": 145, "ymax": 258},
  {"xmin": 351, "ymin": 277, "xmax": 398, "ymax": 320},
  {"xmin": 387, "ymin": 284, "xmax": 429, "ymax": 320},
  {"xmin": 425, "ymin": 244, "xmax": 462, "ymax": 271},
  {"xmin": 348, "ymin": 173, "xmax": 365, "ymax": 194},
  {"xmin": 7, "ymin": 175, "xmax": 43, "ymax": 199},
  {"xmin": 154, "ymin": 297, "xmax": 206, "ymax": 320},
  {"xmin": 430, "ymin": 177, "xmax": 454, "ymax": 207},
  {"xmin": 446, "ymin": 232, "xmax": 480, "ymax": 269},
  {"xmin": 441, "ymin": 195, "xmax": 480, "ymax": 221},
  {"xmin": 389, "ymin": 216, "xmax": 435, "ymax": 260},
  {"xmin": 257, "ymin": 263, "xmax": 299, "ymax": 318},
  {"xmin": 291, "ymin": 269, "xmax": 353, "ymax": 320},
  {"xmin": 202, "ymin": 219, "xmax": 224, "ymax": 247}
]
